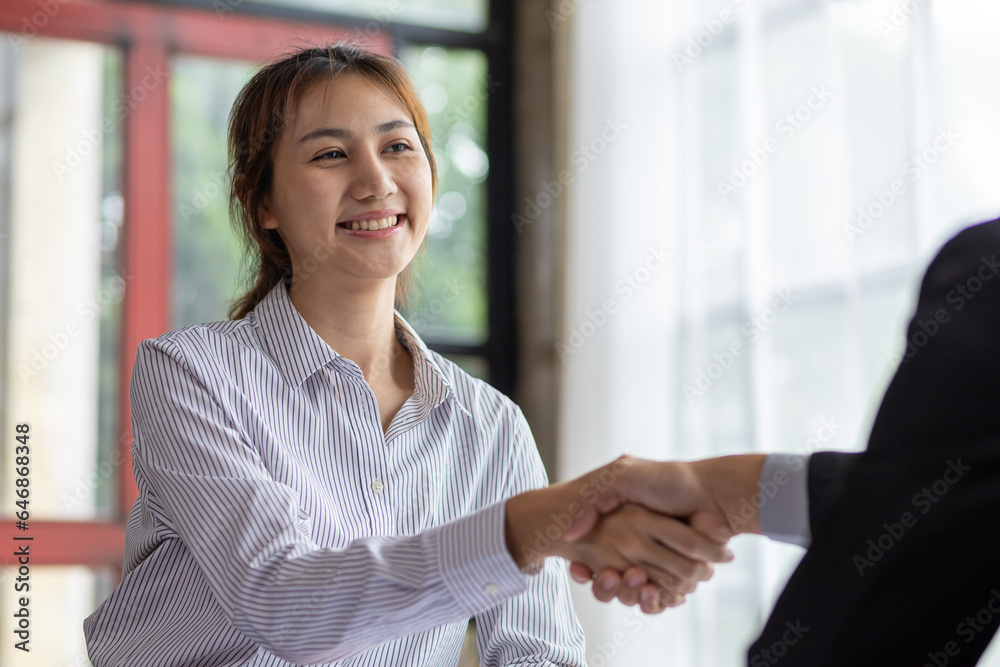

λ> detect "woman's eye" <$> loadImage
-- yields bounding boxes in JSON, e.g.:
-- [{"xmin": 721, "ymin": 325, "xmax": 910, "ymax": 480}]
[
  {"xmin": 385, "ymin": 142, "xmax": 411, "ymax": 153},
  {"xmin": 314, "ymin": 149, "xmax": 345, "ymax": 161}
]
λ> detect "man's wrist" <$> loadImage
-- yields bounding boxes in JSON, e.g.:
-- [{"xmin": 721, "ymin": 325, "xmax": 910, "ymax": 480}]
[{"xmin": 690, "ymin": 454, "xmax": 767, "ymax": 535}]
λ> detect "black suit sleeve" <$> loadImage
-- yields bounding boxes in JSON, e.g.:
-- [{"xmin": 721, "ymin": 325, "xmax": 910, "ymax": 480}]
[{"xmin": 805, "ymin": 451, "xmax": 860, "ymax": 537}]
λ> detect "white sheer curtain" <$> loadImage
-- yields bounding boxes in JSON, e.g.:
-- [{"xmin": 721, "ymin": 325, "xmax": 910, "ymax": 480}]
[{"xmin": 556, "ymin": 0, "xmax": 1000, "ymax": 664}]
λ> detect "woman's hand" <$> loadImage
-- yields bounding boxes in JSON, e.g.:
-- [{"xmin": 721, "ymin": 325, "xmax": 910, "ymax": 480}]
[
  {"xmin": 561, "ymin": 454, "xmax": 768, "ymax": 612},
  {"xmin": 504, "ymin": 458, "xmax": 735, "ymax": 613}
]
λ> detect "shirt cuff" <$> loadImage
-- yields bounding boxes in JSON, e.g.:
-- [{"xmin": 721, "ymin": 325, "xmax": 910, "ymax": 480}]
[
  {"xmin": 759, "ymin": 453, "xmax": 812, "ymax": 547},
  {"xmin": 436, "ymin": 501, "xmax": 529, "ymax": 615}
]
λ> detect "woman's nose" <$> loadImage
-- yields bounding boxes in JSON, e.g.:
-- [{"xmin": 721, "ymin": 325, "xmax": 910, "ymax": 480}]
[{"xmin": 349, "ymin": 151, "xmax": 396, "ymax": 200}]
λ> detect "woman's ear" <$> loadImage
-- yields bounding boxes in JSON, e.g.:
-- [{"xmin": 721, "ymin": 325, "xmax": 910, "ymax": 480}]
[
  {"xmin": 236, "ymin": 174, "xmax": 277, "ymax": 230},
  {"xmin": 257, "ymin": 196, "xmax": 278, "ymax": 230}
]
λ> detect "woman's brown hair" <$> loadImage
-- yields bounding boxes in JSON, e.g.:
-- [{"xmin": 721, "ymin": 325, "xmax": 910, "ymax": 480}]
[{"xmin": 226, "ymin": 43, "xmax": 437, "ymax": 320}]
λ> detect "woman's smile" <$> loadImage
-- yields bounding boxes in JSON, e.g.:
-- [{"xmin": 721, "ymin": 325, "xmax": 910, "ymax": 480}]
[{"xmin": 336, "ymin": 210, "xmax": 406, "ymax": 236}]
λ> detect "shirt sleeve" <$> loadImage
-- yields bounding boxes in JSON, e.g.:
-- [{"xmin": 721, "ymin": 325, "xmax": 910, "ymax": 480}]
[
  {"xmin": 130, "ymin": 338, "xmax": 529, "ymax": 665},
  {"xmin": 473, "ymin": 406, "xmax": 587, "ymax": 667},
  {"xmin": 759, "ymin": 453, "xmax": 812, "ymax": 547}
]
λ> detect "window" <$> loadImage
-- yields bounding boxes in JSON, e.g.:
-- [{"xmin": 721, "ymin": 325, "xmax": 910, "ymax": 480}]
[
  {"xmin": 0, "ymin": 35, "xmax": 124, "ymax": 665},
  {"xmin": 559, "ymin": 0, "xmax": 1000, "ymax": 664}
]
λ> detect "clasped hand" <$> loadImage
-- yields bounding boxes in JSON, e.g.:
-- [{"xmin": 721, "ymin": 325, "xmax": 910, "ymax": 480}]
[{"xmin": 505, "ymin": 455, "xmax": 765, "ymax": 614}]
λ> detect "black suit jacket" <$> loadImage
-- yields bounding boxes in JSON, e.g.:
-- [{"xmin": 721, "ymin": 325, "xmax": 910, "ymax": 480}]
[{"xmin": 750, "ymin": 218, "xmax": 1000, "ymax": 666}]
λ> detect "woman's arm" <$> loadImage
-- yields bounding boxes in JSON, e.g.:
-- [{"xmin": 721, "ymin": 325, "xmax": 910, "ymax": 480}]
[
  {"xmin": 131, "ymin": 338, "xmax": 529, "ymax": 664},
  {"xmin": 475, "ymin": 409, "xmax": 734, "ymax": 665},
  {"xmin": 473, "ymin": 407, "xmax": 585, "ymax": 665}
]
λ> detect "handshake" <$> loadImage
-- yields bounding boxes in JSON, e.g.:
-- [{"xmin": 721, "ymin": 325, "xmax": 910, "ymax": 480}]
[{"xmin": 504, "ymin": 454, "xmax": 768, "ymax": 614}]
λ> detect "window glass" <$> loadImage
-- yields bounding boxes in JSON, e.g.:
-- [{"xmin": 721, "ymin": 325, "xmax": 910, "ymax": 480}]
[
  {"xmin": 698, "ymin": 46, "xmax": 743, "ymax": 312},
  {"xmin": 763, "ymin": 11, "xmax": 850, "ymax": 290},
  {"xmin": 441, "ymin": 353, "xmax": 488, "ymax": 380},
  {"xmin": 0, "ymin": 565, "xmax": 113, "ymax": 666},
  {"xmin": 171, "ymin": 55, "xmax": 254, "ymax": 328},
  {"xmin": 676, "ymin": 320, "xmax": 753, "ymax": 460},
  {"xmin": 399, "ymin": 45, "xmax": 489, "ymax": 346},
  {"xmin": 927, "ymin": 0, "xmax": 1000, "ymax": 239},
  {"xmin": 832, "ymin": 4, "xmax": 914, "ymax": 268},
  {"xmin": 0, "ymin": 36, "xmax": 123, "ymax": 520},
  {"xmin": 240, "ymin": 0, "xmax": 488, "ymax": 33},
  {"xmin": 766, "ymin": 297, "xmax": 858, "ymax": 453},
  {"xmin": 700, "ymin": 0, "xmax": 735, "ymax": 24}
]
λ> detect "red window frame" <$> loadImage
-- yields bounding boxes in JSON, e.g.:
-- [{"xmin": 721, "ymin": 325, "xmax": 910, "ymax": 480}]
[{"xmin": 0, "ymin": 0, "xmax": 390, "ymax": 571}]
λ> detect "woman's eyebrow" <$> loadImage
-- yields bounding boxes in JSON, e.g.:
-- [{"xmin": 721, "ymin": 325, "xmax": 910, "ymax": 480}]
[{"xmin": 297, "ymin": 120, "xmax": 415, "ymax": 144}]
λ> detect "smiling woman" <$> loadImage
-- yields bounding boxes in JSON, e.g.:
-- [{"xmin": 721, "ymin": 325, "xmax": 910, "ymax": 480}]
[
  {"xmin": 260, "ymin": 74, "xmax": 432, "ymax": 330},
  {"xmin": 80, "ymin": 43, "xmax": 732, "ymax": 667},
  {"xmin": 226, "ymin": 46, "xmax": 436, "ymax": 323}
]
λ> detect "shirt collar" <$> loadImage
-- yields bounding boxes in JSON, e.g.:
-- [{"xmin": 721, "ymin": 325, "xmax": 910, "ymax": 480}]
[
  {"xmin": 392, "ymin": 310, "xmax": 471, "ymax": 417},
  {"xmin": 248, "ymin": 276, "xmax": 468, "ymax": 416}
]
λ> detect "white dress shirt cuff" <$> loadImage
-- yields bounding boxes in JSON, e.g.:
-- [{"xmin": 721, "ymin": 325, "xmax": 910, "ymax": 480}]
[
  {"xmin": 437, "ymin": 501, "xmax": 528, "ymax": 615},
  {"xmin": 758, "ymin": 453, "xmax": 812, "ymax": 547}
]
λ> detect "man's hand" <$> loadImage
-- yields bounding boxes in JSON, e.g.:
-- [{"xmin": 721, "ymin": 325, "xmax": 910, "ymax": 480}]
[
  {"xmin": 504, "ymin": 458, "xmax": 736, "ymax": 613},
  {"xmin": 562, "ymin": 504, "xmax": 719, "ymax": 613},
  {"xmin": 561, "ymin": 454, "xmax": 767, "ymax": 610}
]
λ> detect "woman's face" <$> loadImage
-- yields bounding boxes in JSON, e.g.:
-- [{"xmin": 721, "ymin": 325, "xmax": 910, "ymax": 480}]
[{"xmin": 261, "ymin": 73, "xmax": 433, "ymax": 287}]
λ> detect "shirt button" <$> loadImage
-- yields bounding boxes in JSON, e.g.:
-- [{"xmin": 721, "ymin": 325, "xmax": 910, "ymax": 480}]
[
  {"xmin": 371, "ymin": 480, "xmax": 384, "ymax": 494},
  {"xmin": 483, "ymin": 583, "xmax": 500, "ymax": 596}
]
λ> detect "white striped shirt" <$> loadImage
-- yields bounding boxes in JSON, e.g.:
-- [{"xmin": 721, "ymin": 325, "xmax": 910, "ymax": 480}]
[{"xmin": 83, "ymin": 277, "xmax": 585, "ymax": 666}]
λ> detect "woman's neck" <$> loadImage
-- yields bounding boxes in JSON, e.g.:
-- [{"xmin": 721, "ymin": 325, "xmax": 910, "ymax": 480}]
[{"xmin": 287, "ymin": 276, "xmax": 407, "ymax": 384}]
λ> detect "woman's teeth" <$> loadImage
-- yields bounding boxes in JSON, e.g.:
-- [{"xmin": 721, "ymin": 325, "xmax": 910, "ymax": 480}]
[{"xmin": 349, "ymin": 215, "xmax": 399, "ymax": 231}]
